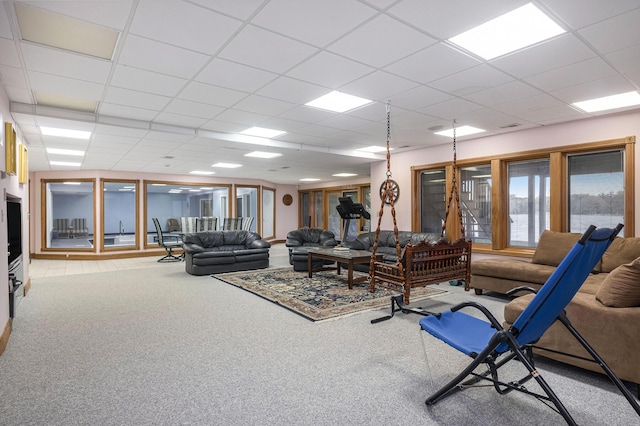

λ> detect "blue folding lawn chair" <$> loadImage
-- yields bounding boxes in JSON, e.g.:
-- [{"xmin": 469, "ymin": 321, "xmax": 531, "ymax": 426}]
[{"xmin": 418, "ymin": 224, "xmax": 640, "ymax": 425}]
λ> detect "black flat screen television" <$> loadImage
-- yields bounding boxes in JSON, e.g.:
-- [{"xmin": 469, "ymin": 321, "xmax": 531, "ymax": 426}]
[{"xmin": 7, "ymin": 200, "xmax": 22, "ymax": 265}]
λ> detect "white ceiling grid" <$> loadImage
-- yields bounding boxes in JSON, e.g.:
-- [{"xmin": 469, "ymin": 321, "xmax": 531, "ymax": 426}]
[{"xmin": 0, "ymin": 0, "xmax": 638, "ymax": 183}]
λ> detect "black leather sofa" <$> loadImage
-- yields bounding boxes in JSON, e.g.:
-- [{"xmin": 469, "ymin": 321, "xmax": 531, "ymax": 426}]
[
  {"xmin": 285, "ymin": 228, "xmax": 338, "ymax": 271},
  {"xmin": 183, "ymin": 230, "xmax": 270, "ymax": 275},
  {"xmin": 343, "ymin": 230, "xmax": 442, "ymax": 272}
]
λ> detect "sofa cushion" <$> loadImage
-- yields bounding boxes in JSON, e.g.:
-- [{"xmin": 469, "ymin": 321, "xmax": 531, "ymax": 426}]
[
  {"xmin": 471, "ymin": 258, "xmax": 555, "ymax": 285},
  {"xmin": 600, "ymin": 237, "xmax": 640, "ymax": 273},
  {"xmin": 531, "ymin": 230, "xmax": 582, "ymax": 267},
  {"xmin": 596, "ymin": 257, "xmax": 640, "ymax": 307}
]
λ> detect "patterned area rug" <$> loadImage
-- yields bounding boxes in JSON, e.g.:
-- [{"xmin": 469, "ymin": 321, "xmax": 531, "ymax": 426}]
[{"xmin": 214, "ymin": 267, "xmax": 448, "ymax": 322}]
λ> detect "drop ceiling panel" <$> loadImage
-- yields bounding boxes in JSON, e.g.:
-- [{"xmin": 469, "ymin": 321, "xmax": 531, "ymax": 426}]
[
  {"xmin": 213, "ymin": 109, "xmax": 270, "ymax": 126},
  {"xmin": 110, "ymin": 65, "xmax": 188, "ymax": 97},
  {"xmin": 539, "ymin": 0, "xmax": 640, "ymax": 29},
  {"xmin": 164, "ymin": 99, "xmax": 225, "ymax": 119},
  {"xmin": 429, "ymin": 65, "xmax": 514, "ymax": 95},
  {"xmin": 388, "ymin": 85, "xmax": 453, "ymax": 110},
  {"xmin": 551, "ymin": 75, "xmax": 636, "ymax": 104},
  {"xmin": 178, "ymin": 82, "xmax": 248, "ymax": 107},
  {"xmin": 0, "ymin": 4, "xmax": 13, "ymax": 38},
  {"xmin": 0, "ymin": 65, "xmax": 27, "ymax": 87},
  {"xmin": 187, "ymin": 0, "xmax": 264, "ymax": 21},
  {"xmin": 129, "ymin": 1, "xmax": 241, "ymax": 55},
  {"xmin": 339, "ymin": 71, "xmax": 419, "ymax": 103},
  {"xmin": 0, "ymin": 38, "xmax": 22, "ymax": 67},
  {"xmin": 524, "ymin": 57, "xmax": 617, "ymax": 92},
  {"xmin": 252, "ymin": 0, "xmax": 376, "ymax": 47},
  {"xmin": 256, "ymin": 77, "xmax": 327, "ymax": 104},
  {"xmin": 490, "ymin": 34, "xmax": 596, "ymax": 79},
  {"xmin": 384, "ymin": 43, "xmax": 479, "ymax": 84},
  {"xmin": 465, "ymin": 81, "xmax": 542, "ymax": 107},
  {"xmin": 21, "ymin": 43, "xmax": 112, "ymax": 82},
  {"xmin": 287, "ymin": 51, "xmax": 375, "ymax": 88},
  {"xmin": 578, "ymin": 8, "xmax": 640, "ymax": 54},
  {"xmin": 28, "ymin": 71, "xmax": 105, "ymax": 100},
  {"xmin": 118, "ymin": 35, "xmax": 211, "ymax": 79},
  {"xmin": 195, "ymin": 59, "xmax": 278, "ymax": 93},
  {"xmin": 232, "ymin": 95, "xmax": 297, "ymax": 116},
  {"xmin": 104, "ymin": 87, "xmax": 171, "ymax": 111},
  {"xmin": 328, "ymin": 14, "xmax": 437, "ymax": 68},
  {"xmin": 218, "ymin": 25, "xmax": 317, "ymax": 73}
]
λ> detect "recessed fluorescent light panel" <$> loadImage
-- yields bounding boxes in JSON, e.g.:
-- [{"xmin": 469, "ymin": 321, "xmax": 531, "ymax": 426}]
[
  {"xmin": 448, "ymin": 3, "xmax": 565, "ymax": 60},
  {"xmin": 211, "ymin": 162, "xmax": 242, "ymax": 168},
  {"xmin": 357, "ymin": 146, "xmax": 390, "ymax": 153},
  {"xmin": 299, "ymin": 178, "xmax": 320, "ymax": 182},
  {"xmin": 333, "ymin": 173, "xmax": 357, "ymax": 177},
  {"xmin": 245, "ymin": 151, "xmax": 282, "ymax": 159},
  {"xmin": 50, "ymin": 161, "xmax": 81, "ymax": 167},
  {"xmin": 572, "ymin": 91, "xmax": 640, "ymax": 113},
  {"xmin": 190, "ymin": 171, "xmax": 215, "ymax": 175},
  {"xmin": 240, "ymin": 127, "xmax": 287, "ymax": 138},
  {"xmin": 435, "ymin": 126, "xmax": 486, "ymax": 137},
  {"xmin": 305, "ymin": 91, "xmax": 373, "ymax": 113},
  {"xmin": 40, "ymin": 126, "xmax": 91, "ymax": 139},
  {"xmin": 46, "ymin": 148, "xmax": 85, "ymax": 156}
]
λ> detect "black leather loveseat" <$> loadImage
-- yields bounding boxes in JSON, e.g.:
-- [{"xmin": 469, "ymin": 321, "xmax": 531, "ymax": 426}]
[
  {"xmin": 285, "ymin": 228, "xmax": 338, "ymax": 271},
  {"xmin": 343, "ymin": 230, "xmax": 441, "ymax": 272},
  {"xmin": 183, "ymin": 230, "xmax": 270, "ymax": 275}
]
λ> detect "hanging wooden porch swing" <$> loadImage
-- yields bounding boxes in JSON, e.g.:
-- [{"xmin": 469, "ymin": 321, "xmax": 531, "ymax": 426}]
[{"xmin": 369, "ymin": 109, "xmax": 472, "ymax": 319}]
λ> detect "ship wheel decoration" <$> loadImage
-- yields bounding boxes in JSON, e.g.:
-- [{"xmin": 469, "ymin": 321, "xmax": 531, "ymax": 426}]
[{"xmin": 379, "ymin": 179, "xmax": 399, "ymax": 204}]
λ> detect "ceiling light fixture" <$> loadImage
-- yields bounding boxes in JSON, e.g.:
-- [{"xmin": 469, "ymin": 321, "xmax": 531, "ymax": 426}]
[
  {"xmin": 572, "ymin": 91, "xmax": 640, "ymax": 113},
  {"xmin": 40, "ymin": 126, "xmax": 91, "ymax": 140},
  {"xmin": 435, "ymin": 125, "xmax": 485, "ymax": 137},
  {"xmin": 245, "ymin": 151, "xmax": 282, "ymax": 159},
  {"xmin": 305, "ymin": 90, "xmax": 373, "ymax": 113},
  {"xmin": 332, "ymin": 173, "xmax": 357, "ymax": 177},
  {"xmin": 299, "ymin": 178, "xmax": 320, "ymax": 182},
  {"xmin": 211, "ymin": 162, "xmax": 242, "ymax": 168},
  {"xmin": 51, "ymin": 161, "xmax": 81, "ymax": 167},
  {"xmin": 448, "ymin": 3, "xmax": 565, "ymax": 60},
  {"xmin": 190, "ymin": 171, "xmax": 215, "ymax": 175},
  {"xmin": 46, "ymin": 148, "xmax": 85, "ymax": 156},
  {"xmin": 357, "ymin": 146, "xmax": 391, "ymax": 153},
  {"xmin": 240, "ymin": 127, "xmax": 287, "ymax": 138}
]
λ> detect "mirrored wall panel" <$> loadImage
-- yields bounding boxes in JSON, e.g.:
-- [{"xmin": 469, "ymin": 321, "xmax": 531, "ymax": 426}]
[
  {"xmin": 102, "ymin": 180, "xmax": 138, "ymax": 250},
  {"xmin": 145, "ymin": 182, "xmax": 230, "ymax": 247},
  {"xmin": 43, "ymin": 180, "xmax": 96, "ymax": 250}
]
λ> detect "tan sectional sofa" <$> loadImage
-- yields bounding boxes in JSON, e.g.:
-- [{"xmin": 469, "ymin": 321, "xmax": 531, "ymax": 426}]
[{"xmin": 472, "ymin": 230, "xmax": 640, "ymax": 385}]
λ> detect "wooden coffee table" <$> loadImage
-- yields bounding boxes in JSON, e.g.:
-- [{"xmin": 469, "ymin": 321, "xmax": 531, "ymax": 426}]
[{"xmin": 307, "ymin": 247, "xmax": 382, "ymax": 289}]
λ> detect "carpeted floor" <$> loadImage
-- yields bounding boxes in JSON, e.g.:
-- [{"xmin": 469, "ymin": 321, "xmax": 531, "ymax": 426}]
[
  {"xmin": 215, "ymin": 267, "xmax": 447, "ymax": 321},
  {"xmin": 2, "ymin": 252, "xmax": 639, "ymax": 425}
]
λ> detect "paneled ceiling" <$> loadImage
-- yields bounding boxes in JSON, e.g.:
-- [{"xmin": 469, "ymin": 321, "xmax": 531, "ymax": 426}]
[{"xmin": 1, "ymin": 0, "xmax": 639, "ymax": 184}]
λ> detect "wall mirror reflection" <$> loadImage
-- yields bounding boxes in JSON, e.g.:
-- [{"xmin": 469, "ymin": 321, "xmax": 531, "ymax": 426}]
[
  {"xmin": 43, "ymin": 179, "xmax": 96, "ymax": 251},
  {"xmin": 145, "ymin": 182, "xmax": 230, "ymax": 247},
  {"xmin": 102, "ymin": 180, "xmax": 138, "ymax": 251}
]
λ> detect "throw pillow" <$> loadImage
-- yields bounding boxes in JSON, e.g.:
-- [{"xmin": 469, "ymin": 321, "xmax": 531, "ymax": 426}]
[
  {"xmin": 532, "ymin": 230, "xmax": 582, "ymax": 267},
  {"xmin": 595, "ymin": 257, "xmax": 640, "ymax": 308}
]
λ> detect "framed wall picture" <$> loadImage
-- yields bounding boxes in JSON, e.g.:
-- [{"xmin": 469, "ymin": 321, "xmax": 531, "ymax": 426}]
[
  {"xmin": 5, "ymin": 121, "xmax": 17, "ymax": 175},
  {"xmin": 19, "ymin": 143, "xmax": 28, "ymax": 184}
]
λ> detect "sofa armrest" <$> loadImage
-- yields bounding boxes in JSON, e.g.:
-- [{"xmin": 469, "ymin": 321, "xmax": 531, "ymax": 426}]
[
  {"xmin": 343, "ymin": 239, "xmax": 365, "ymax": 250},
  {"xmin": 248, "ymin": 239, "xmax": 271, "ymax": 249},
  {"xmin": 183, "ymin": 243, "xmax": 204, "ymax": 254}
]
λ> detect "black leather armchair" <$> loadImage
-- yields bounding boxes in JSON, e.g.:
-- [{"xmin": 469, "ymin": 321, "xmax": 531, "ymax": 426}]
[{"xmin": 285, "ymin": 228, "xmax": 338, "ymax": 271}]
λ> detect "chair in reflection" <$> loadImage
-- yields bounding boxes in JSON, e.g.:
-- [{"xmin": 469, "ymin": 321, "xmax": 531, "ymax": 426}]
[
  {"xmin": 222, "ymin": 217, "xmax": 243, "ymax": 230},
  {"xmin": 242, "ymin": 217, "xmax": 254, "ymax": 231},
  {"xmin": 53, "ymin": 218, "xmax": 71, "ymax": 239},
  {"xmin": 152, "ymin": 217, "xmax": 183, "ymax": 262},
  {"xmin": 199, "ymin": 216, "xmax": 217, "ymax": 232},
  {"xmin": 180, "ymin": 217, "xmax": 198, "ymax": 233},
  {"xmin": 167, "ymin": 218, "xmax": 180, "ymax": 232},
  {"xmin": 72, "ymin": 218, "xmax": 88, "ymax": 237}
]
